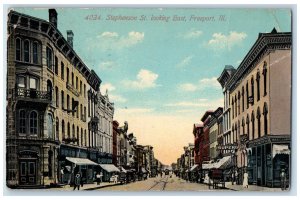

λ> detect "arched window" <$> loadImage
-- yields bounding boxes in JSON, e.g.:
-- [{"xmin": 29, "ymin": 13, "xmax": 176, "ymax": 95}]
[
  {"xmin": 246, "ymin": 114, "xmax": 250, "ymax": 139},
  {"xmin": 24, "ymin": 40, "xmax": 30, "ymax": 62},
  {"xmin": 46, "ymin": 46, "xmax": 53, "ymax": 70},
  {"xmin": 262, "ymin": 62, "xmax": 267, "ymax": 96},
  {"xmin": 19, "ymin": 110, "xmax": 26, "ymax": 134},
  {"xmin": 56, "ymin": 117, "xmax": 59, "ymax": 140},
  {"xmin": 242, "ymin": 87, "xmax": 245, "ymax": 112},
  {"xmin": 235, "ymin": 95, "xmax": 237, "ymax": 117},
  {"xmin": 232, "ymin": 98, "xmax": 234, "ymax": 119},
  {"xmin": 62, "ymin": 120, "xmax": 65, "ymax": 139},
  {"xmin": 238, "ymin": 91, "xmax": 241, "ymax": 114},
  {"xmin": 257, "ymin": 107, "xmax": 261, "ymax": 138},
  {"xmin": 32, "ymin": 41, "xmax": 38, "ymax": 64},
  {"xmin": 246, "ymin": 82, "xmax": 249, "ymax": 109},
  {"xmin": 55, "ymin": 86, "xmax": 59, "ymax": 107},
  {"xmin": 67, "ymin": 122, "xmax": 70, "ymax": 138},
  {"xmin": 72, "ymin": 124, "xmax": 75, "ymax": 138},
  {"xmin": 29, "ymin": 111, "xmax": 38, "ymax": 135},
  {"xmin": 47, "ymin": 80, "xmax": 52, "ymax": 100},
  {"xmin": 256, "ymin": 70, "xmax": 261, "ymax": 101},
  {"xmin": 47, "ymin": 113, "xmax": 53, "ymax": 139},
  {"xmin": 251, "ymin": 111, "xmax": 255, "ymax": 140},
  {"xmin": 251, "ymin": 76, "xmax": 254, "ymax": 105},
  {"xmin": 16, "ymin": 38, "xmax": 21, "ymax": 61},
  {"xmin": 263, "ymin": 102, "xmax": 268, "ymax": 135},
  {"xmin": 242, "ymin": 118, "xmax": 245, "ymax": 135}
]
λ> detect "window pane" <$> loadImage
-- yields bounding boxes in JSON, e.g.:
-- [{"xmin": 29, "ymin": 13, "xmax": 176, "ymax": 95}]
[
  {"xmin": 18, "ymin": 76, "xmax": 25, "ymax": 88},
  {"xmin": 24, "ymin": 40, "xmax": 30, "ymax": 62},
  {"xmin": 16, "ymin": 38, "xmax": 21, "ymax": 61},
  {"xmin": 33, "ymin": 42, "xmax": 38, "ymax": 64},
  {"xmin": 29, "ymin": 78, "xmax": 37, "ymax": 89},
  {"xmin": 29, "ymin": 162, "xmax": 35, "ymax": 175},
  {"xmin": 21, "ymin": 162, "xmax": 26, "ymax": 176}
]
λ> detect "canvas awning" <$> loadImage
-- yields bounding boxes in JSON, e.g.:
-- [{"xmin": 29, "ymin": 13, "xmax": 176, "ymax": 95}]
[
  {"xmin": 273, "ymin": 144, "xmax": 290, "ymax": 158},
  {"xmin": 190, "ymin": 164, "xmax": 199, "ymax": 172},
  {"xmin": 66, "ymin": 157, "xmax": 98, "ymax": 166},
  {"xmin": 121, "ymin": 167, "xmax": 127, "ymax": 173},
  {"xmin": 214, "ymin": 156, "xmax": 232, "ymax": 169},
  {"xmin": 99, "ymin": 164, "xmax": 120, "ymax": 173}
]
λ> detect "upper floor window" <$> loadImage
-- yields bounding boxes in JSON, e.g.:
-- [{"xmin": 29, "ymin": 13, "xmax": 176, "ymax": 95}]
[
  {"xmin": 24, "ymin": 40, "xmax": 30, "ymax": 62},
  {"xmin": 246, "ymin": 82, "xmax": 249, "ymax": 109},
  {"xmin": 61, "ymin": 62, "xmax": 65, "ymax": 80},
  {"xmin": 19, "ymin": 110, "xmax": 26, "ymax": 134},
  {"xmin": 16, "ymin": 38, "xmax": 21, "ymax": 61},
  {"xmin": 84, "ymin": 84, "xmax": 86, "ymax": 98},
  {"xmin": 29, "ymin": 77, "xmax": 37, "ymax": 89},
  {"xmin": 61, "ymin": 90, "xmax": 65, "ymax": 109},
  {"xmin": 256, "ymin": 70, "xmax": 261, "ymax": 102},
  {"xmin": 262, "ymin": 62, "xmax": 267, "ymax": 96},
  {"xmin": 55, "ymin": 86, "xmax": 59, "ymax": 107},
  {"xmin": 47, "ymin": 113, "xmax": 53, "ymax": 139},
  {"xmin": 72, "ymin": 72, "xmax": 74, "ymax": 86},
  {"xmin": 46, "ymin": 47, "xmax": 53, "ymax": 70},
  {"xmin": 251, "ymin": 76, "xmax": 254, "ymax": 105},
  {"xmin": 67, "ymin": 68, "xmax": 69, "ymax": 84},
  {"xmin": 80, "ymin": 81, "xmax": 82, "ymax": 94},
  {"xmin": 18, "ymin": 76, "xmax": 26, "ymax": 88},
  {"xmin": 29, "ymin": 111, "xmax": 38, "ymax": 135},
  {"xmin": 54, "ymin": 56, "xmax": 58, "ymax": 75},
  {"xmin": 33, "ymin": 42, "xmax": 38, "ymax": 64}
]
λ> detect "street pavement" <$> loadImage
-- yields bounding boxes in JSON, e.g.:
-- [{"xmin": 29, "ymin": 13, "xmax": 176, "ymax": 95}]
[{"xmin": 47, "ymin": 175, "xmax": 285, "ymax": 192}]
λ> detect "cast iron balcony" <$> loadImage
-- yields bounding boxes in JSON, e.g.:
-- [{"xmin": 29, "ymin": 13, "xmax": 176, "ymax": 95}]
[{"xmin": 15, "ymin": 88, "xmax": 51, "ymax": 103}]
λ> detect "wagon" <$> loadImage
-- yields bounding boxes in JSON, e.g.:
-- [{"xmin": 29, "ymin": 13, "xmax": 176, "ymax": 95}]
[{"xmin": 210, "ymin": 169, "xmax": 225, "ymax": 189}]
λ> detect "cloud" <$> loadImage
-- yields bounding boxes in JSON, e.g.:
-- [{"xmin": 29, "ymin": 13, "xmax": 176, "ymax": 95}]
[
  {"xmin": 109, "ymin": 94, "xmax": 127, "ymax": 103},
  {"xmin": 183, "ymin": 29, "xmax": 203, "ymax": 39},
  {"xmin": 165, "ymin": 98, "xmax": 223, "ymax": 109},
  {"xmin": 123, "ymin": 69, "xmax": 159, "ymax": 89},
  {"xmin": 178, "ymin": 83, "xmax": 197, "ymax": 92},
  {"xmin": 176, "ymin": 55, "xmax": 193, "ymax": 68},
  {"xmin": 99, "ymin": 61, "xmax": 118, "ymax": 70},
  {"xmin": 178, "ymin": 77, "xmax": 220, "ymax": 92},
  {"xmin": 100, "ymin": 83, "xmax": 116, "ymax": 94},
  {"xmin": 97, "ymin": 31, "xmax": 144, "ymax": 50},
  {"xmin": 117, "ymin": 107, "xmax": 154, "ymax": 114},
  {"xmin": 207, "ymin": 31, "xmax": 247, "ymax": 50}
]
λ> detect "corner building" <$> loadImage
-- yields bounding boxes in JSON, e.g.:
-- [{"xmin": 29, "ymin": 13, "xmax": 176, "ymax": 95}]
[
  {"xmin": 225, "ymin": 29, "xmax": 291, "ymax": 187},
  {"xmin": 6, "ymin": 9, "xmax": 101, "ymax": 187}
]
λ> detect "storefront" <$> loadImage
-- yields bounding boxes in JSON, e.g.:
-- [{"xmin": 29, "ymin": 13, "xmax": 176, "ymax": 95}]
[
  {"xmin": 247, "ymin": 136, "xmax": 290, "ymax": 187},
  {"xmin": 99, "ymin": 164, "xmax": 120, "ymax": 182}
]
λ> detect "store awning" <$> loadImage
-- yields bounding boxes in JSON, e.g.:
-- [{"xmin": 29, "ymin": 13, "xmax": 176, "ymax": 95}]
[
  {"xmin": 190, "ymin": 164, "xmax": 199, "ymax": 172},
  {"xmin": 273, "ymin": 144, "xmax": 290, "ymax": 158},
  {"xmin": 121, "ymin": 167, "xmax": 127, "ymax": 173},
  {"xmin": 66, "ymin": 157, "xmax": 98, "ymax": 166},
  {"xmin": 214, "ymin": 156, "xmax": 232, "ymax": 169},
  {"xmin": 99, "ymin": 164, "xmax": 120, "ymax": 173}
]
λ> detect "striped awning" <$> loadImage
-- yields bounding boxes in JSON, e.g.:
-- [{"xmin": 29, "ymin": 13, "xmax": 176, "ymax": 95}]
[{"xmin": 273, "ymin": 144, "xmax": 290, "ymax": 158}]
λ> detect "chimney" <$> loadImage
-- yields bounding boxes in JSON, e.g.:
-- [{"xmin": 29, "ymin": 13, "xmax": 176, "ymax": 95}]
[
  {"xmin": 67, "ymin": 30, "xmax": 74, "ymax": 47},
  {"xmin": 49, "ymin": 9, "xmax": 57, "ymax": 28}
]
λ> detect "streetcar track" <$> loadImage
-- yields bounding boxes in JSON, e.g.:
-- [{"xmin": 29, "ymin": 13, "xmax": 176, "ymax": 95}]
[{"xmin": 148, "ymin": 176, "xmax": 169, "ymax": 191}]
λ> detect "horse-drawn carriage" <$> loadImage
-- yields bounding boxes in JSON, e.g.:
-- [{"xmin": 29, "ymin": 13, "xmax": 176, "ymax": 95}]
[{"xmin": 209, "ymin": 169, "xmax": 225, "ymax": 189}]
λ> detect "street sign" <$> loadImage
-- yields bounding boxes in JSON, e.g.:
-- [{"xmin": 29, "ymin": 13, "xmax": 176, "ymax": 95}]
[{"xmin": 216, "ymin": 144, "xmax": 238, "ymax": 151}]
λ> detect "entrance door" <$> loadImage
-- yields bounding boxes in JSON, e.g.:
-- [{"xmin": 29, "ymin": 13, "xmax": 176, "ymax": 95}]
[{"xmin": 19, "ymin": 160, "xmax": 37, "ymax": 185}]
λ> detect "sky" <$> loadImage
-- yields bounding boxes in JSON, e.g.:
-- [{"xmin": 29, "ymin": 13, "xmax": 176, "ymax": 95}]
[{"xmin": 12, "ymin": 7, "xmax": 291, "ymax": 165}]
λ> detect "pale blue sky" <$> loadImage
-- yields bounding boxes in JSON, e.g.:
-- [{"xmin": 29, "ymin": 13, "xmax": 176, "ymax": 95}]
[{"xmin": 13, "ymin": 7, "xmax": 291, "ymax": 164}]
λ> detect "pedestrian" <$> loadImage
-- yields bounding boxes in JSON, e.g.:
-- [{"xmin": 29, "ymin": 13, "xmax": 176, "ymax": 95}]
[
  {"xmin": 243, "ymin": 170, "xmax": 248, "ymax": 188},
  {"xmin": 280, "ymin": 168, "xmax": 287, "ymax": 191},
  {"xmin": 96, "ymin": 172, "xmax": 101, "ymax": 185},
  {"xmin": 73, "ymin": 172, "xmax": 81, "ymax": 190},
  {"xmin": 235, "ymin": 170, "xmax": 239, "ymax": 185},
  {"xmin": 114, "ymin": 174, "xmax": 119, "ymax": 184}
]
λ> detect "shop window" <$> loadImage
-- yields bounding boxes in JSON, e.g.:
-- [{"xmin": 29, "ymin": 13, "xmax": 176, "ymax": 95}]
[
  {"xmin": 19, "ymin": 110, "xmax": 26, "ymax": 134},
  {"xmin": 24, "ymin": 40, "xmax": 30, "ymax": 62},
  {"xmin": 15, "ymin": 38, "xmax": 21, "ymax": 61},
  {"xmin": 48, "ymin": 150, "xmax": 53, "ymax": 178},
  {"xmin": 29, "ymin": 111, "xmax": 38, "ymax": 135}
]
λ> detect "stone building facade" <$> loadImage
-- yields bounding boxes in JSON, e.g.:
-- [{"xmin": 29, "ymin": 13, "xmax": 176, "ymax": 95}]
[{"xmin": 6, "ymin": 9, "xmax": 101, "ymax": 188}]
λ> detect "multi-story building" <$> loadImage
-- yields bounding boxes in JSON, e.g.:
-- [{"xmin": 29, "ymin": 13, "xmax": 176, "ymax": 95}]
[
  {"xmin": 6, "ymin": 9, "xmax": 101, "ymax": 187},
  {"xmin": 116, "ymin": 121, "xmax": 128, "ymax": 168},
  {"xmin": 193, "ymin": 123, "xmax": 203, "ymax": 167},
  {"xmin": 112, "ymin": 120, "xmax": 119, "ymax": 166},
  {"xmin": 200, "ymin": 111, "xmax": 214, "ymax": 165},
  {"xmin": 96, "ymin": 91, "xmax": 114, "ymax": 164},
  {"xmin": 208, "ymin": 107, "xmax": 223, "ymax": 161}
]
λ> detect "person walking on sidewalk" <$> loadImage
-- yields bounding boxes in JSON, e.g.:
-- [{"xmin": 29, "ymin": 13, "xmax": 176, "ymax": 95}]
[
  {"xmin": 96, "ymin": 172, "xmax": 101, "ymax": 185},
  {"xmin": 73, "ymin": 172, "xmax": 81, "ymax": 190},
  {"xmin": 280, "ymin": 168, "xmax": 287, "ymax": 191},
  {"xmin": 243, "ymin": 170, "xmax": 249, "ymax": 188}
]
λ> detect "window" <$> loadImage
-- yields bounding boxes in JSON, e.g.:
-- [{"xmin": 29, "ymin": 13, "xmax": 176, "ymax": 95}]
[
  {"xmin": 246, "ymin": 82, "xmax": 249, "ymax": 109},
  {"xmin": 47, "ymin": 80, "xmax": 52, "ymax": 100},
  {"xmin": 238, "ymin": 91, "xmax": 240, "ymax": 115},
  {"xmin": 72, "ymin": 124, "xmax": 75, "ymax": 138},
  {"xmin": 242, "ymin": 118, "xmax": 245, "ymax": 135},
  {"xmin": 55, "ymin": 87, "xmax": 59, "ymax": 107},
  {"xmin": 72, "ymin": 98, "xmax": 75, "ymax": 116},
  {"xmin": 24, "ymin": 40, "xmax": 30, "ymax": 62},
  {"xmin": 56, "ymin": 117, "xmax": 59, "ymax": 140},
  {"xmin": 62, "ymin": 120, "xmax": 65, "ymax": 139},
  {"xmin": 80, "ymin": 81, "xmax": 82, "ymax": 94},
  {"xmin": 16, "ymin": 38, "xmax": 21, "ymax": 61},
  {"xmin": 256, "ymin": 70, "xmax": 261, "ymax": 101},
  {"xmin": 251, "ymin": 111, "xmax": 255, "ymax": 140},
  {"xmin": 47, "ymin": 113, "xmax": 53, "ymax": 139},
  {"xmin": 67, "ymin": 68, "xmax": 69, "ymax": 84},
  {"xmin": 84, "ymin": 84, "xmax": 86, "ymax": 98},
  {"xmin": 84, "ymin": 106, "xmax": 86, "ymax": 121},
  {"xmin": 235, "ymin": 95, "xmax": 237, "ymax": 117},
  {"xmin": 76, "ymin": 76, "xmax": 78, "ymax": 89},
  {"xmin": 263, "ymin": 62, "xmax": 267, "ymax": 96},
  {"xmin": 32, "ymin": 42, "xmax": 38, "ymax": 64},
  {"xmin": 67, "ymin": 122, "xmax": 70, "ymax": 138},
  {"xmin": 67, "ymin": 95, "xmax": 70, "ymax": 110},
  {"xmin": 257, "ymin": 107, "xmax": 261, "ymax": 138},
  {"xmin": 231, "ymin": 98, "xmax": 234, "ymax": 119},
  {"xmin": 263, "ymin": 102, "xmax": 268, "ymax": 135},
  {"xmin": 72, "ymin": 72, "xmax": 74, "ymax": 86},
  {"xmin": 46, "ymin": 47, "xmax": 53, "ymax": 70},
  {"xmin": 29, "ymin": 111, "xmax": 38, "ymax": 135},
  {"xmin": 29, "ymin": 77, "xmax": 37, "ymax": 89},
  {"xmin": 18, "ymin": 76, "xmax": 26, "ymax": 88},
  {"xmin": 54, "ymin": 56, "xmax": 58, "ymax": 75},
  {"xmin": 80, "ymin": 104, "xmax": 83, "ymax": 120},
  {"xmin": 61, "ymin": 62, "xmax": 64, "ymax": 80},
  {"xmin": 61, "ymin": 90, "xmax": 64, "ymax": 109},
  {"xmin": 77, "ymin": 126, "xmax": 79, "ymax": 145},
  {"xmin": 84, "ymin": 129, "xmax": 87, "ymax": 146},
  {"xmin": 251, "ymin": 77, "xmax": 254, "ymax": 105},
  {"xmin": 242, "ymin": 87, "xmax": 245, "ymax": 112},
  {"xmin": 19, "ymin": 110, "xmax": 26, "ymax": 134},
  {"xmin": 81, "ymin": 128, "xmax": 83, "ymax": 146},
  {"xmin": 246, "ymin": 114, "xmax": 250, "ymax": 138}
]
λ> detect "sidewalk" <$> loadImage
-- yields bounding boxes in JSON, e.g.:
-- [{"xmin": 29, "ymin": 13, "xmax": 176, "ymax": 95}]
[
  {"xmin": 224, "ymin": 182, "xmax": 286, "ymax": 192},
  {"xmin": 49, "ymin": 181, "xmax": 120, "ymax": 191}
]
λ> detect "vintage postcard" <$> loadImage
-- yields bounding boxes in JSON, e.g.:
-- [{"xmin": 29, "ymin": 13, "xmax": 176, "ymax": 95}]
[{"xmin": 5, "ymin": 7, "xmax": 292, "ymax": 193}]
